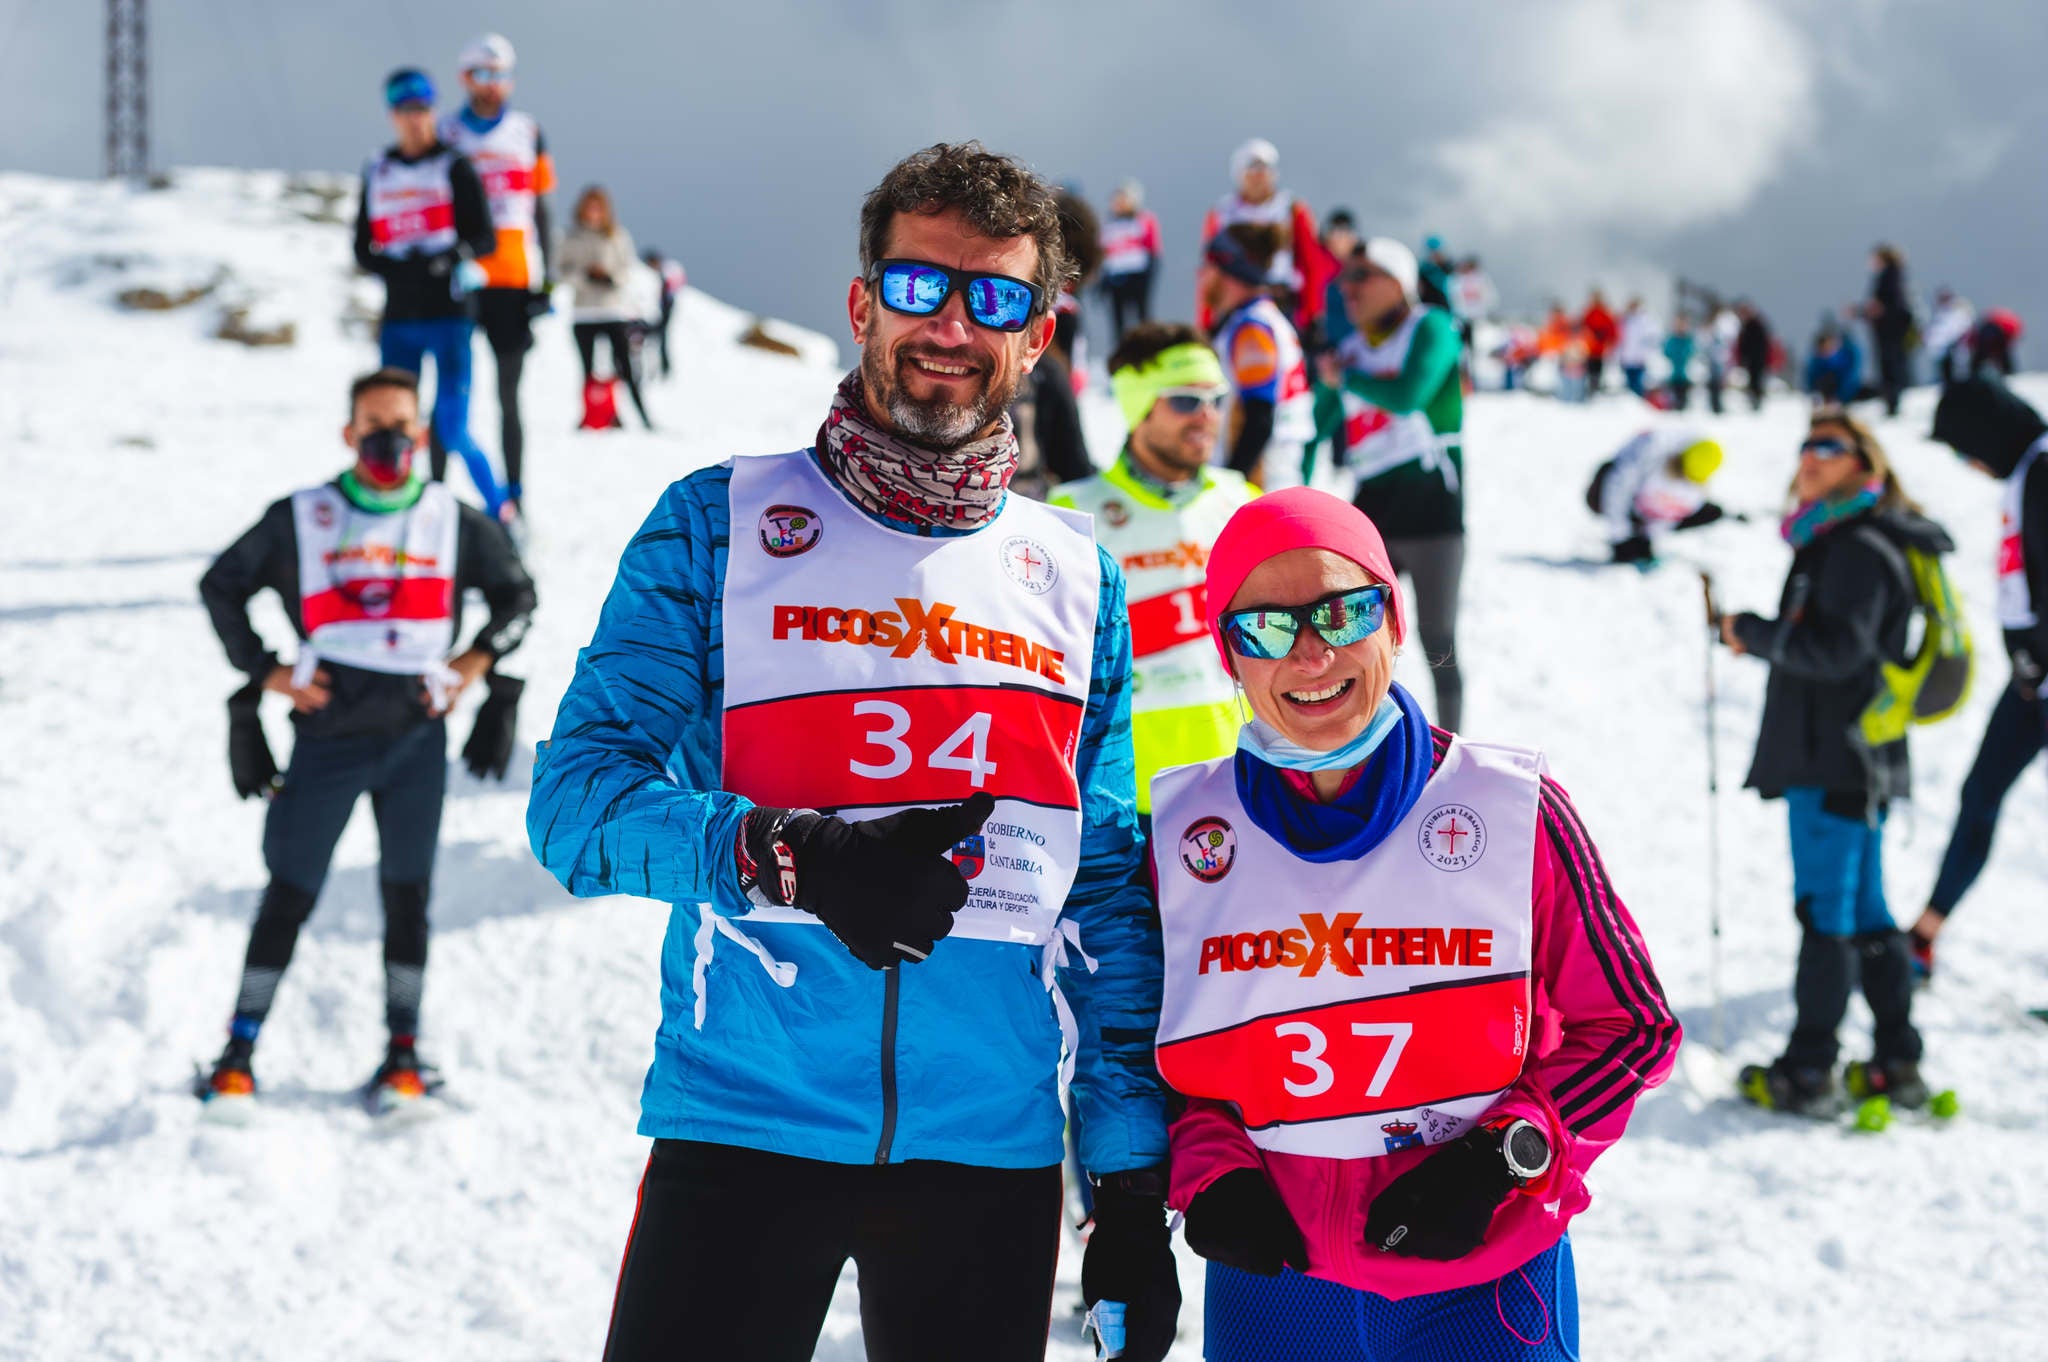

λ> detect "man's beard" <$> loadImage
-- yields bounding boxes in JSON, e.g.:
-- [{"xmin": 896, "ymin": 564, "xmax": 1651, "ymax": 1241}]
[
  {"xmin": 862, "ymin": 344, "xmax": 1018, "ymax": 453},
  {"xmin": 1138, "ymin": 426, "xmax": 1212, "ymax": 479}
]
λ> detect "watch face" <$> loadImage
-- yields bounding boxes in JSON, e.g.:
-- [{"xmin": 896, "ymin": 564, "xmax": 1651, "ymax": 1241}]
[{"xmin": 1507, "ymin": 1123, "xmax": 1550, "ymax": 1173}]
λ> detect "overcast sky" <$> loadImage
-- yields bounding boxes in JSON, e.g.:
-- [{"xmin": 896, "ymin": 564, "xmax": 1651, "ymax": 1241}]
[{"xmin": 6, "ymin": 0, "xmax": 2048, "ymax": 359}]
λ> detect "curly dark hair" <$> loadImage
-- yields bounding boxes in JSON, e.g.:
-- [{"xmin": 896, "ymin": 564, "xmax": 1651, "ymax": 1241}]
[
  {"xmin": 859, "ymin": 142, "xmax": 1071, "ymax": 316},
  {"xmin": 1107, "ymin": 322, "xmax": 1209, "ymax": 377}
]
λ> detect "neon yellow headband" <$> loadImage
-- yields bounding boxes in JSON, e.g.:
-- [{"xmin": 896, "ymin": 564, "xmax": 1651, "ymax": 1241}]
[{"xmin": 1113, "ymin": 342, "xmax": 1228, "ymax": 430}]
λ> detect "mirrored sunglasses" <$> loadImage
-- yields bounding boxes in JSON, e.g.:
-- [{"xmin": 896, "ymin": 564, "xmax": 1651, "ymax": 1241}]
[
  {"xmin": 1221, "ymin": 584, "xmax": 1389, "ymax": 661},
  {"xmin": 871, "ymin": 259, "xmax": 1041, "ymax": 332}
]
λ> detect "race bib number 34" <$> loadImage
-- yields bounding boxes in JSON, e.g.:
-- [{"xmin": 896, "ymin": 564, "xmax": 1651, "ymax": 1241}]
[{"xmin": 724, "ymin": 685, "xmax": 1083, "ymax": 814}]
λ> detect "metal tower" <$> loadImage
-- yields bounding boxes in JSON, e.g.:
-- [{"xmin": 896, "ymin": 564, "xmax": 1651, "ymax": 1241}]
[{"xmin": 106, "ymin": 0, "xmax": 148, "ymax": 181}]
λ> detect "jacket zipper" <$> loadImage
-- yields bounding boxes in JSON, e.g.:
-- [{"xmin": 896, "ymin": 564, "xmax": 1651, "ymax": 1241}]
[{"xmin": 873, "ymin": 965, "xmax": 900, "ymax": 1164}]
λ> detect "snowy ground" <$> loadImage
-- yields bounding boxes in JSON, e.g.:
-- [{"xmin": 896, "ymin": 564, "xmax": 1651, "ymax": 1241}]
[{"xmin": 3, "ymin": 171, "xmax": 2045, "ymax": 1361}]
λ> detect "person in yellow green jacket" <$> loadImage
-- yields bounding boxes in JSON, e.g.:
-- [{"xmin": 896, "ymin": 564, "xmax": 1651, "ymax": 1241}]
[{"xmin": 1054, "ymin": 323, "xmax": 1254, "ymax": 832}]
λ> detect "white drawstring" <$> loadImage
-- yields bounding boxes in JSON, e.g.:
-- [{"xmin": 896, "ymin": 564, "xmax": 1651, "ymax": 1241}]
[
  {"xmin": 1040, "ymin": 916, "xmax": 1099, "ymax": 1085},
  {"xmin": 693, "ymin": 912, "xmax": 799, "ymax": 1030}
]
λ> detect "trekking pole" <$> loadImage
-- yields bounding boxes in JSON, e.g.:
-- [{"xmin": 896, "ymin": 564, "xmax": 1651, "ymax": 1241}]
[{"xmin": 1699, "ymin": 571, "xmax": 1726, "ymax": 1051}]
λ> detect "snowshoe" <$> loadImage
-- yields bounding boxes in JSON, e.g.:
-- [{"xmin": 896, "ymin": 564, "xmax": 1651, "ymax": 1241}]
[
  {"xmin": 1843, "ymin": 1059, "xmax": 1957, "ymax": 1129},
  {"xmin": 363, "ymin": 1040, "xmax": 445, "ymax": 1119},
  {"xmin": 194, "ymin": 1036, "xmax": 257, "ymax": 1124},
  {"xmin": 1737, "ymin": 1060, "xmax": 1844, "ymax": 1118}
]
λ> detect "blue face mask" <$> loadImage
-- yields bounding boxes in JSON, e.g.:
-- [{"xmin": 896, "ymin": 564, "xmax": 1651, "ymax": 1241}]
[{"xmin": 1237, "ymin": 697, "xmax": 1402, "ymax": 772}]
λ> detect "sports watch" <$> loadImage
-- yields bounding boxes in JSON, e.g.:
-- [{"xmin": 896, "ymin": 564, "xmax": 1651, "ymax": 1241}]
[
  {"xmin": 1496, "ymin": 1118, "xmax": 1552, "ymax": 1187},
  {"xmin": 1091, "ymin": 1164, "xmax": 1168, "ymax": 1199}
]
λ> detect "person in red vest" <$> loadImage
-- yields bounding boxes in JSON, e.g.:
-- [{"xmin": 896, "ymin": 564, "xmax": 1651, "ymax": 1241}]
[
  {"xmin": 1199, "ymin": 139, "xmax": 1337, "ymax": 336},
  {"xmin": 1154, "ymin": 488, "xmax": 1677, "ymax": 1360},
  {"xmin": 1578, "ymin": 291, "xmax": 1618, "ymax": 397}
]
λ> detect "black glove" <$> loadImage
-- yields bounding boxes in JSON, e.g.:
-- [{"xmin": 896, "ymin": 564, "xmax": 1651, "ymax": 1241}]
[
  {"xmin": 524, "ymin": 287, "xmax": 553, "ymax": 320},
  {"xmin": 462, "ymin": 672, "xmax": 524, "ymax": 780},
  {"xmin": 1609, "ymin": 534, "xmax": 1654, "ymax": 564},
  {"xmin": 1182, "ymin": 1166, "xmax": 1307, "ymax": 1277},
  {"xmin": 1363, "ymin": 1126, "xmax": 1518, "ymax": 1260},
  {"xmin": 736, "ymin": 793, "xmax": 993, "ymax": 969},
  {"xmin": 1675, "ymin": 502, "xmax": 1728, "ymax": 530},
  {"xmin": 1081, "ymin": 1171, "xmax": 1181, "ymax": 1362},
  {"xmin": 226, "ymin": 680, "xmax": 281, "ymax": 800}
]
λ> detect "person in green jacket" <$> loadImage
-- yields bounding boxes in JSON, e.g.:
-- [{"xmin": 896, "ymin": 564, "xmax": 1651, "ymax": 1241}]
[{"xmin": 1327, "ymin": 237, "xmax": 1467, "ymax": 729}]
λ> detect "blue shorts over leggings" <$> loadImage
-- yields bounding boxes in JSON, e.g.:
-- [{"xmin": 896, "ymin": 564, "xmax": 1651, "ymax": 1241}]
[{"xmin": 1204, "ymin": 1235, "xmax": 1578, "ymax": 1361}]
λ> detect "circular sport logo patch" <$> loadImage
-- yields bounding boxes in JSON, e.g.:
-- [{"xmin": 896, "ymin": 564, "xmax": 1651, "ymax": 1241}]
[
  {"xmin": 1179, "ymin": 816, "xmax": 1237, "ymax": 883},
  {"xmin": 1417, "ymin": 804, "xmax": 1486, "ymax": 872},
  {"xmin": 759, "ymin": 504, "xmax": 822, "ymax": 558},
  {"xmin": 1101, "ymin": 499, "xmax": 1130, "ymax": 529},
  {"xmin": 1001, "ymin": 536, "xmax": 1059, "ymax": 595}
]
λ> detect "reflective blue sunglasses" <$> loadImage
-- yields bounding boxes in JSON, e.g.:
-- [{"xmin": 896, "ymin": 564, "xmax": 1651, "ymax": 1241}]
[
  {"xmin": 1222, "ymin": 584, "xmax": 1389, "ymax": 660},
  {"xmin": 871, "ymin": 259, "xmax": 1042, "ymax": 332}
]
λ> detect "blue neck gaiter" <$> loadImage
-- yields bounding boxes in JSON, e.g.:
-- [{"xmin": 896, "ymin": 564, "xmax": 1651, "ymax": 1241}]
[{"xmin": 1233, "ymin": 683, "xmax": 1437, "ymax": 863}]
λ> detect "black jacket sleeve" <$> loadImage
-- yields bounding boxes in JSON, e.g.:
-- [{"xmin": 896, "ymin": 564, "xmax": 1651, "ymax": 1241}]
[
  {"xmin": 352, "ymin": 178, "xmax": 391, "ymax": 278},
  {"xmin": 1034, "ymin": 360, "xmax": 1093, "ymax": 485},
  {"xmin": 456, "ymin": 504, "xmax": 537, "ymax": 660},
  {"xmin": 1732, "ymin": 534, "xmax": 1900, "ymax": 683},
  {"xmin": 199, "ymin": 498, "xmax": 299, "ymax": 681},
  {"xmin": 532, "ymin": 127, "xmax": 555, "ymax": 286},
  {"xmin": 1227, "ymin": 398, "xmax": 1275, "ymax": 478},
  {"xmin": 2009, "ymin": 460, "xmax": 2048, "ymax": 689},
  {"xmin": 449, "ymin": 154, "xmax": 498, "ymax": 261}
]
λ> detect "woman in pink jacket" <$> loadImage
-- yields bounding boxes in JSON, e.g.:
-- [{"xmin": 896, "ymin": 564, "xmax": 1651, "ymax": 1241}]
[{"xmin": 1151, "ymin": 488, "xmax": 1679, "ymax": 1360}]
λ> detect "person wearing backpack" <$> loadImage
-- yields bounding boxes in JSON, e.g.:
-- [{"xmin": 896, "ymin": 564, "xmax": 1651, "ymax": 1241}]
[
  {"xmin": 1911, "ymin": 378, "xmax": 2048, "ymax": 978},
  {"xmin": 1716, "ymin": 408, "xmax": 1953, "ymax": 1116}
]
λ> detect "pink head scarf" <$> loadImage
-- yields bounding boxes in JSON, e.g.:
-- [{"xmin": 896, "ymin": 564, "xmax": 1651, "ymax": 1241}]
[{"xmin": 1204, "ymin": 487, "xmax": 1405, "ymax": 671}]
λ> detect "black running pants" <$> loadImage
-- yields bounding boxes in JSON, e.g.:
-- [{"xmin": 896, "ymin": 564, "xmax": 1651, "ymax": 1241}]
[{"xmin": 601, "ymin": 1140, "xmax": 1063, "ymax": 1362}]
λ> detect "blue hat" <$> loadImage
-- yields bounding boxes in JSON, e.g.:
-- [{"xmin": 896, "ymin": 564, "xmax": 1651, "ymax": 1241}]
[
  {"xmin": 384, "ymin": 68, "xmax": 435, "ymax": 110},
  {"xmin": 1204, "ymin": 231, "xmax": 1269, "ymax": 287}
]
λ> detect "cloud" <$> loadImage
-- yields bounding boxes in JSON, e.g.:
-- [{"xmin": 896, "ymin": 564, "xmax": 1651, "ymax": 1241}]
[{"xmin": 1415, "ymin": 0, "xmax": 1815, "ymax": 237}]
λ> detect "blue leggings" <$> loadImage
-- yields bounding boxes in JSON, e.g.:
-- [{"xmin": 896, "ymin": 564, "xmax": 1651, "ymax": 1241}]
[
  {"xmin": 1929, "ymin": 682, "xmax": 2048, "ymax": 914},
  {"xmin": 380, "ymin": 317, "xmax": 506, "ymax": 517},
  {"xmin": 1203, "ymin": 1236, "xmax": 1578, "ymax": 1361}
]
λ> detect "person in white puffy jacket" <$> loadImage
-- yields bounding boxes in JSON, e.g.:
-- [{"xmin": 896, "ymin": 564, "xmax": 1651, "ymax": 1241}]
[
  {"xmin": 559, "ymin": 185, "xmax": 654, "ymax": 429},
  {"xmin": 1615, "ymin": 298, "xmax": 1663, "ymax": 399}
]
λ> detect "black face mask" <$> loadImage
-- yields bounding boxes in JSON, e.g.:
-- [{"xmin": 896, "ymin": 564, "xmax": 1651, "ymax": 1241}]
[{"xmin": 358, "ymin": 426, "xmax": 417, "ymax": 479}]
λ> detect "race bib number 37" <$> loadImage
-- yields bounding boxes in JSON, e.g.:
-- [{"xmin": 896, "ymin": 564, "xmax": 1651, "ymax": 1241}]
[{"xmin": 1156, "ymin": 976, "xmax": 1528, "ymax": 1129}]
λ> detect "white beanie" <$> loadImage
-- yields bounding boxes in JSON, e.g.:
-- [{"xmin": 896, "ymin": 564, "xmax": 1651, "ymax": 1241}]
[
  {"xmin": 1230, "ymin": 138, "xmax": 1279, "ymax": 183},
  {"xmin": 458, "ymin": 33, "xmax": 515, "ymax": 73},
  {"xmin": 1361, "ymin": 236, "xmax": 1420, "ymax": 304}
]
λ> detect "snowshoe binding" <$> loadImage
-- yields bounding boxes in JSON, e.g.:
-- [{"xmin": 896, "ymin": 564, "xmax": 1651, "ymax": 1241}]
[
  {"xmin": 1737, "ymin": 1060, "xmax": 1844, "ymax": 1119},
  {"xmin": 363, "ymin": 1038, "xmax": 444, "ymax": 1119},
  {"xmin": 194, "ymin": 1035, "xmax": 257, "ymax": 1124},
  {"xmin": 1843, "ymin": 1058, "xmax": 1958, "ymax": 1129}
]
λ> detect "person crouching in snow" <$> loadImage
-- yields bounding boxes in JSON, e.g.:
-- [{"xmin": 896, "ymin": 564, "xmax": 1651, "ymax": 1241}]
[
  {"xmin": 1154, "ymin": 488, "xmax": 1678, "ymax": 1361},
  {"xmin": 1585, "ymin": 428, "xmax": 1728, "ymax": 563},
  {"xmin": 1717, "ymin": 410, "xmax": 1952, "ymax": 1114}
]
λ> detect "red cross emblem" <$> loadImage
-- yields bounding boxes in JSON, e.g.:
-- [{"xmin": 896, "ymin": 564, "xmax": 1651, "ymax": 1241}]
[{"xmin": 1435, "ymin": 818, "xmax": 1470, "ymax": 855}]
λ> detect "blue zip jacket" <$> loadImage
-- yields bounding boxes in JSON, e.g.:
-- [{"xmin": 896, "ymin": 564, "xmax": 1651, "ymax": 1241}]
[{"xmin": 527, "ymin": 453, "xmax": 1169, "ymax": 1174}]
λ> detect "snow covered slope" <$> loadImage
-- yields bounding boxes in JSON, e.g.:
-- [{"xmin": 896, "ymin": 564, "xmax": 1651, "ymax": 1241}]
[{"xmin": 3, "ymin": 171, "xmax": 2045, "ymax": 1361}]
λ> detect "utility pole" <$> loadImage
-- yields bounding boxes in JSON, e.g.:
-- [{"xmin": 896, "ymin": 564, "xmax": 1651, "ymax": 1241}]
[{"xmin": 106, "ymin": 0, "xmax": 148, "ymax": 181}]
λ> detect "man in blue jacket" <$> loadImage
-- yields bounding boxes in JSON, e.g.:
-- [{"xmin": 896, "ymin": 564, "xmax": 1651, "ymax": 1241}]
[{"xmin": 528, "ymin": 142, "xmax": 1178, "ymax": 1362}]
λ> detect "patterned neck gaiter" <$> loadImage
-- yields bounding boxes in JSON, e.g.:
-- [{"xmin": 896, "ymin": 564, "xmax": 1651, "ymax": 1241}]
[{"xmin": 816, "ymin": 369, "xmax": 1019, "ymax": 532}]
